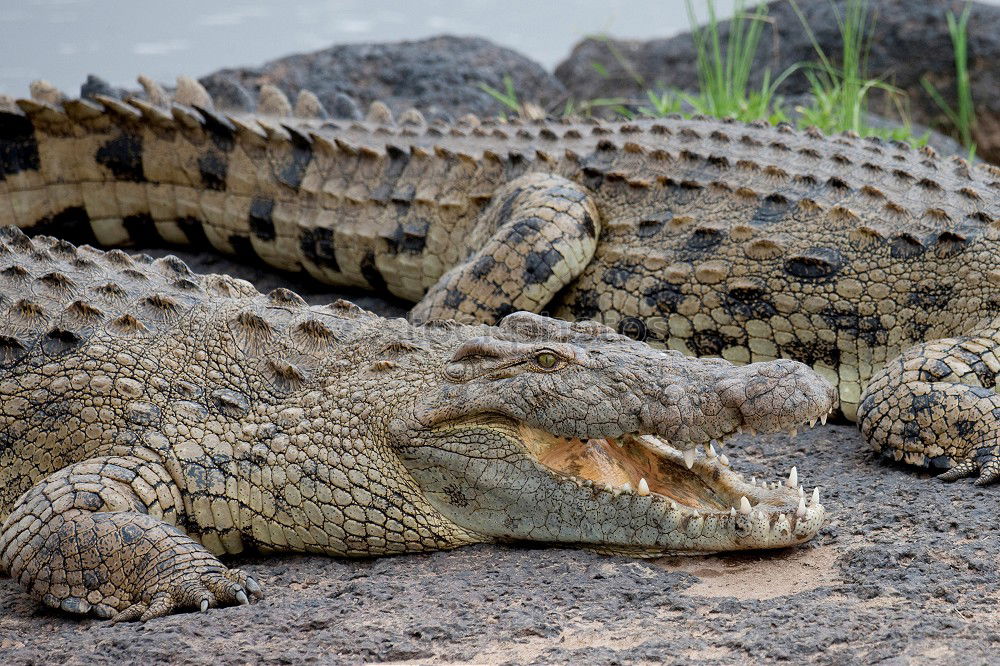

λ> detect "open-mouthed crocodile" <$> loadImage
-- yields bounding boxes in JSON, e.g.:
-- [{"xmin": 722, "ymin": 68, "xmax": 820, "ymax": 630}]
[
  {"xmin": 0, "ymin": 227, "xmax": 833, "ymax": 620},
  {"xmin": 2, "ymin": 76, "xmax": 1000, "ymax": 482}
]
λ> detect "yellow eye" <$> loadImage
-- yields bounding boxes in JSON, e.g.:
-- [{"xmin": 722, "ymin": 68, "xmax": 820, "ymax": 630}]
[{"xmin": 535, "ymin": 352, "xmax": 559, "ymax": 369}]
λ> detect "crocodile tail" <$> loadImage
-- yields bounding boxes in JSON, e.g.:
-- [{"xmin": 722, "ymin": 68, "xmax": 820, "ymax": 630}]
[{"xmin": 0, "ymin": 77, "xmax": 401, "ymax": 289}]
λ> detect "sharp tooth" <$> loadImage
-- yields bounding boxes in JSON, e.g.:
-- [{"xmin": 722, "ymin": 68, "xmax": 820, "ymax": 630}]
[
  {"xmin": 684, "ymin": 448, "xmax": 695, "ymax": 469},
  {"xmin": 787, "ymin": 467, "xmax": 798, "ymax": 488},
  {"xmin": 796, "ymin": 496, "xmax": 807, "ymax": 517},
  {"xmin": 798, "ymin": 486, "xmax": 805, "ymax": 497},
  {"xmin": 821, "ymin": 414, "xmax": 828, "ymax": 425},
  {"xmin": 809, "ymin": 418, "xmax": 816, "ymax": 428},
  {"xmin": 811, "ymin": 487, "xmax": 820, "ymax": 507},
  {"xmin": 707, "ymin": 442, "xmax": 717, "ymax": 458},
  {"xmin": 750, "ymin": 476, "xmax": 757, "ymax": 485},
  {"xmin": 730, "ymin": 507, "xmax": 737, "ymax": 517},
  {"xmin": 719, "ymin": 454, "xmax": 730, "ymax": 467},
  {"xmin": 637, "ymin": 478, "xmax": 650, "ymax": 496},
  {"xmin": 739, "ymin": 496, "xmax": 752, "ymax": 514},
  {"xmin": 621, "ymin": 482, "xmax": 633, "ymax": 493}
]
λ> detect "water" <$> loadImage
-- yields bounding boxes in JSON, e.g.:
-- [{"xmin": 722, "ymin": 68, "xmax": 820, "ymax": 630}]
[{"xmin": 0, "ymin": 0, "xmax": 746, "ymax": 95}]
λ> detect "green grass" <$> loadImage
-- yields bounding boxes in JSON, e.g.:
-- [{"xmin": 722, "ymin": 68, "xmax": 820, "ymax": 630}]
[
  {"xmin": 680, "ymin": 0, "xmax": 794, "ymax": 123},
  {"xmin": 481, "ymin": 0, "xmax": 974, "ymax": 150},
  {"xmin": 787, "ymin": 0, "xmax": 916, "ymax": 142},
  {"xmin": 920, "ymin": 3, "xmax": 976, "ymax": 159}
]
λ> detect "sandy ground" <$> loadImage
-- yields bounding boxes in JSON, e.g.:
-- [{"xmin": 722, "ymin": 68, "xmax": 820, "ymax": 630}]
[{"xmin": 2, "ymin": 252, "xmax": 999, "ymax": 665}]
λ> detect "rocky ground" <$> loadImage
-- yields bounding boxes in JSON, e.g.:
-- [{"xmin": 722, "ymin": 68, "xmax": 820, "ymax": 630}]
[
  {"xmin": 2, "ymin": 252, "xmax": 999, "ymax": 665},
  {"xmin": 3, "ymin": 421, "xmax": 997, "ymax": 665}
]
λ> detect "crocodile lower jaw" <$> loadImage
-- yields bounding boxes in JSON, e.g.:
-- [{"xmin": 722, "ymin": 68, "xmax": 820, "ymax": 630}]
[{"xmin": 524, "ymin": 427, "xmax": 826, "ymax": 552}]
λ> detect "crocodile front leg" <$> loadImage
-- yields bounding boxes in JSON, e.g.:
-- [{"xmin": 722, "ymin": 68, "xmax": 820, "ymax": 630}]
[
  {"xmin": 858, "ymin": 332, "xmax": 1000, "ymax": 485},
  {"xmin": 410, "ymin": 173, "xmax": 601, "ymax": 324},
  {"xmin": 0, "ymin": 455, "xmax": 262, "ymax": 621}
]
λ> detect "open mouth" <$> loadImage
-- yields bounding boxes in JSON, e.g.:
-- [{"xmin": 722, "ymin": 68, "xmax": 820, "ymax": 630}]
[{"xmin": 520, "ymin": 423, "xmax": 828, "ymax": 551}]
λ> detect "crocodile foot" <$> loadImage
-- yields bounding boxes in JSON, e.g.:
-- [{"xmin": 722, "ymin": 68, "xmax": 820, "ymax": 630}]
[
  {"xmin": 935, "ymin": 447, "xmax": 1000, "ymax": 486},
  {"xmin": 0, "ymin": 456, "xmax": 264, "ymax": 621},
  {"xmin": 858, "ymin": 332, "xmax": 1000, "ymax": 485}
]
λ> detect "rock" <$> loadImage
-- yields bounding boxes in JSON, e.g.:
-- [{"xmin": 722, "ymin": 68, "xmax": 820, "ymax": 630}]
[
  {"xmin": 199, "ymin": 35, "xmax": 566, "ymax": 121},
  {"xmin": 555, "ymin": 0, "xmax": 1000, "ymax": 162}
]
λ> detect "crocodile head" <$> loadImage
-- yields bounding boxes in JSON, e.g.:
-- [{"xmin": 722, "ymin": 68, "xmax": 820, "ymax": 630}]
[{"xmin": 394, "ymin": 312, "xmax": 837, "ymax": 555}]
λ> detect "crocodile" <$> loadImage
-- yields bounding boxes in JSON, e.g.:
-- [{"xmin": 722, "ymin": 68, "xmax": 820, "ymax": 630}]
[
  {"xmin": 3, "ymin": 77, "xmax": 1000, "ymax": 481},
  {"xmin": 0, "ymin": 226, "xmax": 833, "ymax": 620}
]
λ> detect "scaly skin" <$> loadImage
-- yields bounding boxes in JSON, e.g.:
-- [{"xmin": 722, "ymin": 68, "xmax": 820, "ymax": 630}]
[
  {"xmin": 2, "ymin": 77, "xmax": 999, "ymax": 480},
  {"xmin": 0, "ymin": 227, "xmax": 833, "ymax": 620}
]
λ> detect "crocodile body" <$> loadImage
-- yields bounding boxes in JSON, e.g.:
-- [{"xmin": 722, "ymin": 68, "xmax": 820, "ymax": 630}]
[
  {"xmin": 0, "ymin": 227, "xmax": 832, "ymax": 619},
  {"xmin": 2, "ymin": 79, "xmax": 1000, "ymax": 481}
]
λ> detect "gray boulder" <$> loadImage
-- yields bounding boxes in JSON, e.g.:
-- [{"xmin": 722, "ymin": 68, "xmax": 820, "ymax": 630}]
[{"xmin": 199, "ymin": 35, "xmax": 566, "ymax": 121}]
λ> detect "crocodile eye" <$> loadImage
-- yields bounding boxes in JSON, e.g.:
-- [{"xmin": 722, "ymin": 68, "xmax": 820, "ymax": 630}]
[{"xmin": 535, "ymin": 352, "xmax": 559, "ymax": 369}]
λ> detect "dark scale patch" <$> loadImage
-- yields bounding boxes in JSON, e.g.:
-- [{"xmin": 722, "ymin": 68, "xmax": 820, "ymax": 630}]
[
  {"xmin": 819, "ymin": 306, "xmax": 888, "ymax": 346},
  {"xmin": 508, "ymin": 216, "xmax": 547, "ymax": 241},
  {"xmin": 277, "ymin": 128, "xmax": 313, "ymax": 190},
  {"xmin": 954, "ymin": 420, "xmax": 977, "ymax": 437},
  {"xmin": 229, "ymin": 235, "xmax": 259, "ymax": 263},
  {"xmin": 491, "ymin": 303, "xmax": 517, "ymax": 324},
  {"xmin": 95, "ymin": 132, "xmax": 145, "ymax": 182},
  {"xmin": 197, "ymin": 152, "xmax": 228, "ymax": 191},
  {"xmin": 443, "ymin": 289, "xmax": 466, "ymax": 309},
  {"xmin": 617, "ymin": 317, "xmax": 647, "ymax": 341},
  {"xmin": 779, "ymin": 339, "xmax": 840, "ymax": 368},
  {"xmin": 42, "ymin": 327, "xmax": 83, "ymax": 356},
  {"xmin": 248, "ymin": 197, "xmax": 276, "ymax": 241},
  {"xmin": 27, "ymin": 207, "xmax": 97, "ymax": 245},
  {"xmin": 371, "ymin": 145, "xmax": 411, "ymax": 203},
  {"xmin": 300, "ymin": 228, "xmax": 340, "ymax": 272},
  {"xmin": 580, "ymin": 166, "xmax": 605, "ymax": 190},
  {"xmin": 177, "ymin": 216, "xmax": 210, "ymax": 246},
  {"xmin": 602, "ymin": 264, "xmax": 635, "ymax": 289},
  {"xmin": 122, "ymin": 213, "xmax": 161, "ymax": 246},
  {"xmin": 643, "ymin": 282, "xmax": 684, "ymax": 315},
  {"xmin": 890, "ymin": 234, "xmax": 925, "ymax": 259},
  {"xmin": 724, "ymin": 285, "xmax": 777, "ymax": 319},
  {"xmin": 195, "ymin": 107, "xmax": 236, "ymax": 152},
  {"xmin": 470, "ymin": 255, "xmax": 496, "ymax": 279},
  {"xmin": 784, "ymin": 247, "xmax": 844, "ymax": 280},
  {"xmin": 496, "ymin": 188, "xmax": 524, "ymax": 226},
  {"xmin": 908, "ymin": 285, "xmax": 953, "ymax": 311},
  {"xmin": 910, "ymin": 393, "xmax": 938, "ymax": 412},
  {"xmin": 360, "ymin": 250, "xmax": 388, "ymax": 291},
  {"xmin": 524, "ymin": 248, "xmax": 562, "ymax": 285},
  {"xmin": 567, "ymin": 290, "xmax": 600, "ymax": 320},
  {"xmin": 687, "ymin": 227, "xmax": 725, "ymax": 251},
  {"xmin": 383, "ymin": 219, "xmax": 430, "ymax": 255},
  {"xmin": 900, "ymin": 420, "xmax": 922, "ymax": 442},
  {"xmin": 750, "ymin": 193, "xmax": 793, "ymax": 226},
  {"xmin": 0, "ymin": 111, "xmax": 40, "ymax": 177},
  {"xmin": 689, "ymin": 329, "xmax": 745, "ymax": 357},
  {"xmin": 579, "ymin": 212, "xmax": 597, "ymax": 238},
  {"xmin": 637, "ymin": 210, "xmax": 672, "ymax": 238}
]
